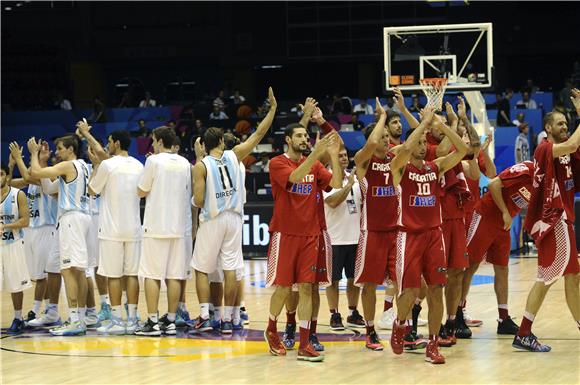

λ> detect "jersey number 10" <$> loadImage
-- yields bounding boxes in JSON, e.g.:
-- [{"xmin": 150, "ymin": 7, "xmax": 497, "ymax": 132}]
[{"xmin": 416, "ymin": 182, "xmax": 431, "ymax": 196}]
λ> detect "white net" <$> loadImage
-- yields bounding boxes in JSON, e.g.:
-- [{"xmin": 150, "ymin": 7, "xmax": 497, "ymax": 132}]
[{"xmin": 419, "ymin": 78, "xmax": 448, "ymax": 111}]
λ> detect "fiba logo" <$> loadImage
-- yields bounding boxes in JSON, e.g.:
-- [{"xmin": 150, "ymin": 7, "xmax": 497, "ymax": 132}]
[{"xmin": 243, "ymin": 214, "xmax": 270, "ymax": 246}]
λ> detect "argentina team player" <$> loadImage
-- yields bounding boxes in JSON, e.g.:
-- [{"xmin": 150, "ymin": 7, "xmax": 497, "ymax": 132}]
[{"xmin": 191, "ymin": 87, "xmax": 277, "ymax": 334}]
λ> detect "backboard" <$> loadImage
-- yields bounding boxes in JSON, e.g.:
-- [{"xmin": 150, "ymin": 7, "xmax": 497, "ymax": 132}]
[{"xmin": 384, "ymin": 23, "xmax": 493, "ymax": 91}]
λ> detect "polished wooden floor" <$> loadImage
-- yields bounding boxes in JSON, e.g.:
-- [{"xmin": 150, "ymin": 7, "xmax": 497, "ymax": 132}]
[{"xmin": 1, "ymin": 256, "xmax": 579, "ymax": 385}]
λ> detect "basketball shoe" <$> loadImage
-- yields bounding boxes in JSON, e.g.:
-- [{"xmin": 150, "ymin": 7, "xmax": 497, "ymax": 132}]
[
  {"xmin": 85, "ymin": 309, "xmax": 101, "ymax": 330},
  {"xmin": 346, "ymin": 309, "xmax": 365, "ymax": 328},
  {"xmin": 125, "ymin": 318, "xmax": 139, "ymax": 334},
  {"xmin": 437, "ymin": 325, "xmax": 454, "ymax": 347},
  {"xmin": 497, "ymin": 317, "xmax": 519, "ymax": 335},
  {"xmin": 462, "ymin": 308, "xmax": 483, "ymax": 327},
  {"xmin": 365, "ymin": 330, "xmax": 384, "ymax": 351},
  {"xmin": 297, "ymin": 344, "xmax": 324, "ymax": 362},
  {"xmin": 512, "ymin": 333, "xmax": 551, "ymax": 352},
  {"xmin": 135, "ymin": 318, "xmax": 161, "ymax": 336},
  {"xmin": 159, "ymin": 314, "xmax": 176, "ymax": 335},
  {"xmin": 390, "ymin": 321, "xmax": 406, "ymax": 354},
  {"xmin": 6, "ymin": 319, "xmax": 25, "ymax": 335},
  {"xmin": 309, "ymin": 334, "xmax": 324, "ymax": 351},
  {"xmin": 221, "ymin": 320, "xmax": 233, "ymax": 334},
  {"xmin": 97, "ymin": 303, "xmax": 112, "ymax": 322},
  {"xmin": 454, "ymin": 307, "xmax": 472, "ymax": 338},
  {"xmin": 329, "ymin": 313, "xmax": 345, "ymax": 331},
  {"xmin": 264, "ymin": 329, "xmax": 286, "ymax": 356},
  {"xmin": 240, "ymin": 306, "xmax": 250, "ymax": 325},
  {"xmin": 96, "ymin": 317, "xmax": 126, "ymax": 335},
  {"xmin": 232, "ymin": 319, "xmax": 244, "ymax": 331},
  {"xmin": 404, "ymin": 330, "xmax": 428, "ymax": 350},
  {"xmin": 26, "ymin": 310, "xmax": 36, "ymax": 323},
  {"xmin": 282, "ymin": 323, "xmax": 296, "ymax": 350},
  {"xmin": 49, "ymin": 320, "xmax": 86, "ymax": 336},
  {"xmin": 190, "ymin": 316, "xmax": 213, "ymax": 333},
  {"xmin": 377, "ymin": 308, "xmax": 396, "ymax": 330},
  {"xmin": 28, "ymin": 309, "xmax": 61, "ymax": 327},
  {"xmin": 176, "ymin": 308, "xmax": 192, "ymax": 327},
  {"xmin": 425, "ymin": 338, "xmax": 445, "ymax": 364}
]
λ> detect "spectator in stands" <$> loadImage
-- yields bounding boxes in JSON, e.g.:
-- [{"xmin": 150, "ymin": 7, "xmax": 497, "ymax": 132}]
[
  {"xmin": 331, "ymin": 93, "xmax": 353, "ymax": 114},
  {"xmin": 194, "ymin": 119, "xmax": 204, "ymax": 135},
  {"xmin": 408, "ymin": 95, "xmax": 424, "ymax": 112},
  {"xmin": 54, "ymin": 93, "xmax": 72, "ymax": 110},
  {"xmin": 524, "ymin": 78, "xmax": 539, "ymax": 93},
  {"xmin": 514, "ymin": 122, "xmax": 530, "ymax": 163},
  {"xmin": 118, "ymin": 91, "xmax": 132, "ymax": 108},
  {"xmin": 251, "ymin": 153, "xmax": 270, "ymax": 173},
  {"xmin": 209, "ymin": 105, "xmax": 228, "ymax": 120},
  {"xmin": 135, "ymin": 119, "xmax": 149, "ymax": 137},
  {"xmin": 229, "ymin": 90, "xmax": 246, "ymax": 105},
  {"xmin": 512, "ymin": 112, "xmax": 527, "ymax": 127},
  {"xmin": 139, "ymin": 91, "xmax": 157, "ymax": 107},
  {"xmin": 290, "ymin": 103, "xmax": 304, "ymax": 117},
  {"xmin": 515, "ymin": 91, "xmax": 537, "ymax": 109},
  {"xmin": 351, "ymin": 113, "xmax": 365, "ymax": 131},
  {"xmin": 213, "ymin": 90, "xmax": 226, "ymax": 110},
  {"xmin": 353, "ymin": 98, "xmax": 373, "ymax": 114},
  {"xmin": 89, "ymin": 96, "xmax": 106, "ymax": 123},
  {"xmin": 494, "ymin": 91, "xmax": 511, "ymax": 126},
  {"xmin": 383, "ymin": 96, "xmax": 400, "ymax": 113}
]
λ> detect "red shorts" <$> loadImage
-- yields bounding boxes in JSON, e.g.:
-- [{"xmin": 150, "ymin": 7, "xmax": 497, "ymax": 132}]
[
  {"xmin": 396, "ymin": 227, "xmax": 447, "ymax": 292},
  {"xmin": 536, "ymin": 219, "xmax": 580, "ymax": 285},
  {"xmin": 464, "ymin": 209, "xmax": 475, "ymax": 235},
  {"xmin": 315, "ymin": 230, "xmax": 333, "ymax": 287},
  {"xmin": 266, "ymin": 232, "xmax": 318, "ymax": 287},
  {"xmin": 354, "ymin": 230, "xmax": 397, "ymax": 286},
  {"xmin": 466, "ymin": 211, "xmax": 510, "ymax": 266},
  {"xmin": 442, "ymin": 218, "xmax": 469, "ymax": 269}
]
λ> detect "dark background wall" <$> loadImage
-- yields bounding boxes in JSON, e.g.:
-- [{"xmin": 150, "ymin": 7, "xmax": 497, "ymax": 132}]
[{"xmin": 2, "ymin": 1, "xmax": 579, "ymax": 109}]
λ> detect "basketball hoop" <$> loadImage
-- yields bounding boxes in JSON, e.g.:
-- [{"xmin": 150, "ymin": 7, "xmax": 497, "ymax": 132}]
[{"xmin": 419, "ymin": 78, "xmax": 448, "ymax": 111}]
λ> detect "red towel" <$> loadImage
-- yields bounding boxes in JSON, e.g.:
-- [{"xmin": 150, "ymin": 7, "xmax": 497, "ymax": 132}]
[{"xmin": 524, "ymin": 141, "xmax": 563, "ymax": 242}]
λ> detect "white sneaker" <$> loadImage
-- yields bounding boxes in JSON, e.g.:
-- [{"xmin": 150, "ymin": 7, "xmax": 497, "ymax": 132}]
[
  {"xmin": 125, "ymin": 318, "xmax": 139, "ymax": 334},
  {"xmin": 97, "ymin": 318, "xmax": 126, "ymax": 335},
  {"xmin": 85, "ymin": 311, "xmax": 101, "ymax": 329},
  {"xmin": 28, "ymin": 310, "xmax": 61, "ymax": 327},
  {"xmin": 463, "ymin": 309, "xmax": 483, "ymax": 327},
  {"xmin": 417, "ymin": 318, "xmax": 428, "ymax": 326},
  {"xmin": 377, "ymin": 308, "xmax": 396, "ymax": 330}
]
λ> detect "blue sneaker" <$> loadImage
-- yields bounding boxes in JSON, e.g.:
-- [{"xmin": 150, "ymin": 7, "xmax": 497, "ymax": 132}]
[
  {"xmin": 7, "ymin": 318, "xmax": 25, "ymax": 335},
  {"xmin": 125, "ymin": 303, "xmax": 141, "ymax": 322},
  {"xmin": 176, "ymin": 308, "xmax": 192, "ymax": 327},
  {"xmin": 211, "ymin": 318, "xmax": 221, "ymax": 331},
  {"xmin": 282, "ymin": 323, "xmax": 296, "ymax": 350},
  {"xmin": 233, "ymin": 320, "xmax": 244, "ymax": 331},
  {"xmin": 512, "ymin": 333, "xmax": 551, "ymax": 352},
  {"xmin": 49, "ymin": 321, "xmax": 86, "ymax": 336},
  {"xmin": 221, "ymin": 320, "xmax": 233, "ymax": 334},
  {"xmin": 240, "ymin": 307, "xmax": 249, "ymax": 325},
  {"xmin": 97, "ymin": 303, "xmax": 112, "ymax": 322},
  {"xmin": 309, "ymin": 334, "xmax": 325, "ymax": 351},
  {"xmin": 189, "ymin": 316, "xmax": 213, "ymax": 333}
]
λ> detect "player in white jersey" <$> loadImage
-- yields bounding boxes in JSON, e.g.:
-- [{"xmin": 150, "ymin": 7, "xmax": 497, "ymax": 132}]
[
  {"xmin": 1, "ymin": 164, "xmax": 32, "ymax": 334},
  {"xmin": 29, "ymin": 133, "xmax": 92, "ymax": 336},
  {"xmin": 8, "ymin": 141, "xmax": 61, "ymax": 326},
  {"xmin": 83, "ymin": 130, "xmax": 144, "ymax": 335},
  {"xmin": 191, "ymin": 87, "xmax": 277, "ymax": 333},
  {"xmin": 136, "ymin": 126, "xmax": 192, "ymax": 336}
]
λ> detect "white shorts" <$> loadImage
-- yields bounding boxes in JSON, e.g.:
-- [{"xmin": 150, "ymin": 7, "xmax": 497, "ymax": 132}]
[
  {"xmin": 97, "ymin": 240, "xmax": 141, "ymax": 278},
  {"xmin": 1, "ymin": 240, "xmax": 33, "ymax": 293},
  {"xmin": 208, "ymin": 265, "xmax": 245, "ymax": 283},
  {"xmin": 192, "ymin": 211, "xmax": 243, "ymax": 274},
  {"xmin": 139, "ymin": 237, "xmax": 187, "ymax": 280},
  {"xmin": 24, "ymin": 226, "xmax": 56, "ymax": 280},
  {"xmin": 46, "ymin": 230, "xmax": 60, "ymax": 274},
  {"xmin": 87, "ymin": 214, "xmax": 99, "ymax": 268},
  {"xmin": 58, "ymin": 211, "xmax": 91, "ymax": 270}
]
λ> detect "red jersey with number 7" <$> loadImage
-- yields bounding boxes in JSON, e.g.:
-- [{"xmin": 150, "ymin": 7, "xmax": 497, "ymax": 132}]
[{"xmin": 397, "ymin": 161, "xmax": 442, "ymax": 231}]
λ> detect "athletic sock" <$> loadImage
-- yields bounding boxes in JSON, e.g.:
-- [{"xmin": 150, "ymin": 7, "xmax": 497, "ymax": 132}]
[
  {"xmin": 178, "ymin": 302, "xmax": 186, "ymax": 312},
  {"xmin": 200, "ymin": 303, "xmax": 210, "ymax": 320},
  {"xmin": 208, "ymin": 303, "xmax": 215, "ymax": 313},
  {"xmin": 498, "ymin": 304, "xmax": 509, "ymax": 320},
  {"xmin": 298, "ymin": 320, "xmax": 310, "ymax": 349},
  {"xmin": 100, "ymin": 294, "xmax": 110, "ymax": 306},
  {"xmin": 14, "ymin": 310, "xmax": 22, "ymax": 320},
  {"xmin": 310, "ymin": 318, "xmax": 317, "ymax": 335},
  {"xmin": 128, "ymin": 304, "xmax": 137, "ymax": 320},
  {"xmin": 32, "ymin": 300, "xmax": 42, "ymax": 314},
  {"xmin": 43, "ymin": 299, "xmax": 50, "ymax": 311},
  {"xmin": 111, "ymin": 305, "xmax": 122, "ymax": 319},
  {"xmin": 267, "ymin": 314, "xmax": 277, "ymax": 332},
  {"xmin": 70, "ymin": 308, "xmax": 79, "ymax": 323},
  {"xmin": 167, "ymin": 313, "xmax": 176, "ymax": 322},
  {"xmin": 517, "ymin": 312, "xmax": 535, "ymax": 337},
  {"xmin": 348, "ymin": 306, "xmax": 356, "ymax": 316},
  {"xmin": 414, "ymin": 298, "xmax": 422, "ymax": 306},
  {"xmin": 383, "ymin": 295, "xmax": 394, "ymax": 312},
  {"xmin": 215, "ymin": 306, "xmax": 222, "ymax": 321},
  {"xmin": 48, "ymin": 303, "xmax": 58, "ymax": 313},
  {"xmin": 286, "ymin": 311, "xmax": 296, "ymax": 325},
  {"xmin": 87, "ymin": 306, "xmax": 96, "ymax": 315},
  {"xmin": 223, "ymin": 306, "xmax": 233, "ymax": 322},
  {"xmin": 78, "ymin": 307, "xmax": 86, "ymax": 321},
  {"xmin": 149, "ymin": 313, "xmax": 158, "ymax": 323},
  {"xmin": 233, "ymin": 306, "xmax": 241, "ymax": 324},
  {"xmin": 365, "ymin": 320, "xmax": 375, "ymax": 335}
]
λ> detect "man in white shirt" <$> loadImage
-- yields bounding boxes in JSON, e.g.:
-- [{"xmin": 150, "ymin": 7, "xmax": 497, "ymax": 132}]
[
  {"xmin": 136, "ymin": 126, "xmax": 192, "ymax": 336},
  {"xmin": 88, "ymin": 130, "xmax": 144, "ymax": 335},
  {"xmin": 353, "ymin": 98, "xmax": 373, "ymax": 115},
  {"xmin": 209, "ymin": 105, "xmax": 229, "ymax": 120},
  {"xmin": 515, "ymin": 91, "xmax": 538, "ymax": 109},
  {"xmin": 139, "ymin": 92, "xmax": 157, "ymax": 108},
  {"xmin": 323, "ymin": 148, "xmax": 363, "ymax": 330}
]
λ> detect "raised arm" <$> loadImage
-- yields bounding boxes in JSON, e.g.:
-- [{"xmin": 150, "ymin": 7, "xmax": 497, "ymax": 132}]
[
  {"xmin": 481, "ymin": 135, "xmax": 497, "ymax": 177},
  {"xmin": 433, "ymin": 119, "xmax": 469, "ymax": 175},
  {"xmin": 233, "ymin": 87, "xmax": 277, "ymax": 161},
  {"xmin": 325, "ymin": 131, "xmax": 344, "ymax": 189},
  {"xmin": 299, "ymin": 97, "xmax": 318, "ymax": 128},
  {"xmin": 457, "ymin": 96, "xmax": 481, "ymax": 151},
  {"xmin": 488, "ymin": 176, "xmax": 511, "ymax": 230},
  {"xmin": 394, "ymin": 87, "xmax": 420, "ymax": 129},
  {"xmin": 354, "ymin": 97, "xmax": 386, "ymax": 176},
  {"xmin": 28, "ymin": 138, "xmax": 73, "ymax": 180},
  {"xmin": 553, "ymin": 88, "xmax": 580, "ymax": 158},
  {"xmin": 287, "ymin": 131, "xmax": 335, "ymax": 184},
  {"xmin": 76, "ymin": 118, "xmax": 109, "ymax": 161}
]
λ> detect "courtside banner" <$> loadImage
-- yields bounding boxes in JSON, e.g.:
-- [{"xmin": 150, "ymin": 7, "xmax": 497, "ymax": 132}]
[{"xmin": 242, "ymin": 202, "xmax": 273, "ymax": 257}]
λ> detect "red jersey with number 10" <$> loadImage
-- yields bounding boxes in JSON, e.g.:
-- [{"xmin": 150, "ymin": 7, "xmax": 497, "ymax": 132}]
[
  {"xmin": 359, "ymin": 154, "xmax": 398, "ymax": 232},
  {"xmin": 397, "ymin": 161, "xmax": 442, "ymax": 231}
]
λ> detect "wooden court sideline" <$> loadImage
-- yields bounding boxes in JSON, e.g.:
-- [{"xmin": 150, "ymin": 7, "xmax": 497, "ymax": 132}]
[{"xmin": 1, "ymin": 256, "xmax": 579, "ymax": 385}]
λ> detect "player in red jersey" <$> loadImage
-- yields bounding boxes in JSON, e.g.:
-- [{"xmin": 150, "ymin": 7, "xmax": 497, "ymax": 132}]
[
  {"xmin": 389, "ymin": 107, "xmax": 469, "ymax": 364},
  {"xmin": 513, "ymin": 90, "xmax": 580, "ymax": 352},
  {"xmin": 264, "ymin": 122, "xmax": 342, "ymax": 362},
  {"xmin": 462, "ymin": 161, "xmax": 534, "ymax": 336}
]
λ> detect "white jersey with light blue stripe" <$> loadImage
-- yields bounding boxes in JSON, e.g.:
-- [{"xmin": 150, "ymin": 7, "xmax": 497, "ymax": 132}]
[
  {"xmin": 1, "ymin": 187, "xmax": 25, "ymax": 245},
  {"xmin": 27, "ymin": 184, "xmax": 57, "ymax": 227},
  {"xmin": 87, "ymin": 163, "xmax": 101, "ymax": 215},
  {"xmin": 199, "ymin": 150, "xmax": 244, "ymax": 222},
  {"xmin": 58, "ymin": 159, "xmax": 90, "ymax": 217}
]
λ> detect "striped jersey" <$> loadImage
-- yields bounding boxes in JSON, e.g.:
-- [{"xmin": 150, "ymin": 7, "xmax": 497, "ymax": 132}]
[
  {"xmin": 27, "ymin": 184, "xmax": 57, "ymax": 228},
  {"xmin": 1, "ymin": 187, "xmax": 25, "ymax": 245},
  {"xmin": 58, "ymin": 159, "xmax": 90, "ymax": 217},
  {"xmin": 199, "ymin": 150, "xmax": 244, "ymax": 223}
]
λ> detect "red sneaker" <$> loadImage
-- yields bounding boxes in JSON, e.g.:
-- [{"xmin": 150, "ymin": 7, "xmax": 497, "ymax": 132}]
[
  {"xmin": 425, "ymin": 339, "xmax": 445, "ymax": 364},
  {"xmin": 264, "ymin": 329, "xmax": 286, "ymax": 356},
  {"xmin": 438, "ymin": 325, "xmax": 454, "ymax": 347},
  {"xmin": 297, "ymin": 343, "xmax": 324, "ymax": 362},
  {"xmin": 390, "ymin": 320, "xmax": 405, "ymax": 355},
  {"xmin": 365, "ymin": 330, "xmax": 384, "ymax": 351}
]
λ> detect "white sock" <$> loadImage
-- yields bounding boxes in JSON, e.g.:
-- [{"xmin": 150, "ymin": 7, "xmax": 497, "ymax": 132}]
[
  {"xmin": 269, "ymin": 314, "xmax": 277, "ymax": 321},
  {"xmin": 523, "ymin": 311, "xmax": 535, "ymax": 322},
  {"xmin": 100, "ymin": 294, "xmax": 110, "ymax": 306},
  {"xmin": 178, "ymin": 302, "xmax": 186, "ymax": 312},
  {"xmin": 78, "ymin": 307, "xmax": 86, "ymax": 321},
  {"xmin": 167, "ymin": 313, "xmax": 176, "ymax": 322},
  {"xmin": 224, "ymin": 306, "xmax": 233, "ymax": 322},
  {"xmin": 121, "ymin": 291, "xmax": 127, "ymax": 304},
  {"xmin": 200, "ymin": 303, "xmax": 210, "ymax": 320},
  {"xmin": 384, "ymin": 295, "xmax": 394, "ymax": 303},
  {"xmin": 14, "ymin": 310, "xmax": 22, "ymax": 320},
  {"xmin": 448, "ymin": 315, "xmax": 456, "ymax": 321},
  {"xmin": 209, "ymin": 303, "xmax": 215, "ymax": 312},
  {"xmin": 299, "ymin": 320, "xmax": 310, "ymax": 329},
  {"xmin": 111, "ymin": 305, "xmax": 122, "ymax": 319},
  {"xmin": 233, "ymin": 306, "xmax": 241, "ymax": 323},
  {"xmin": 44, "ymin": 299, "xmax": 50, "ymax": 310},
  {"xmin": 366, "ymin": 320, "xmax": 374, "ymax": 327},
  {"xmin": 48, "ymin": 302, "xmax": 58, "ymax": 313},
  {"xmin": 70, "ymin": 308, "xmax": 79, "ymax": 323},
  {"xmin": 32, "ymin": 300, "xmax": 42, "ymax": 314},
  {"xmin": 348, "ymin": 308, "xmax": 355, "ymax": 316},
  {"xmin": 128, "ymin": 304, "xmax": 137, "ymax": 320},
  {"xmin": 149, "ymin": 313, "xmax": 158, "ymax": 323},
  {"xmin": 214, "ymin": 306, "xmax": 222, "ymax": 321},
  {"xmin": 87, "ymin": 306, "xmax": 97, "ymax": 315}
]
